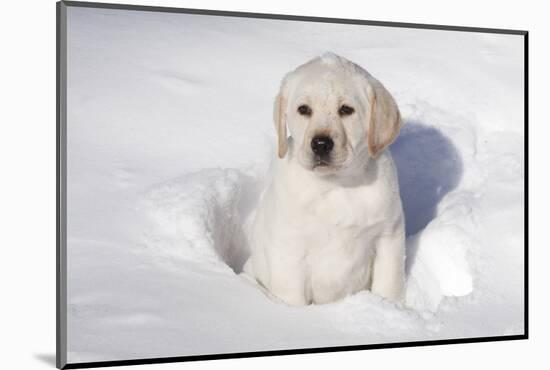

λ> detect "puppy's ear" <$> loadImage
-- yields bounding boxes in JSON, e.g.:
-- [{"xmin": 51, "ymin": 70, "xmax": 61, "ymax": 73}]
[
  {"xmin": 366, "ymin": 79, "xmax": 402, "ymax": 158},
  {"xmin": 274, "ymin": 91, "xmax": 288, "ymax": 158}
]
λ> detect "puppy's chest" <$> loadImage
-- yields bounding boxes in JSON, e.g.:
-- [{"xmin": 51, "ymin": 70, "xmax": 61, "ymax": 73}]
[{"xmin": 297, "ymin": 186, "xmax": 384, "ymax": 231}]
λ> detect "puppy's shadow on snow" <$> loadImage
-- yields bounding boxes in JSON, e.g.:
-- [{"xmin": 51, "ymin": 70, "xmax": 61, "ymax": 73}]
[{"xmin": 390, "ymin": 122, "xmax": 463, "ymax": 273}]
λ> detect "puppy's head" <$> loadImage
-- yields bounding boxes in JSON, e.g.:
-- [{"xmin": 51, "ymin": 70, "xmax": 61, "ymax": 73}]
[{"xmin": 274, "ymin": 53, "xmax": 401, "ymax": 175}]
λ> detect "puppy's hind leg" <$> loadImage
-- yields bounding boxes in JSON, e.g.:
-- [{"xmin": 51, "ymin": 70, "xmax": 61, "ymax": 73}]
[
  {"xmin": 270, "ymin": 279, "xmax": 310, "ymax": 306},
  {"xmin": 268, "ymin": 260, "xmax": 311, "ymax": 306}
]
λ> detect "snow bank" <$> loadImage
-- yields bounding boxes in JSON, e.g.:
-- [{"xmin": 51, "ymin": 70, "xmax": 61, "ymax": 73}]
[{"xmin": 140, "ymin": 168, "xmax": 253, "ymax": 272}]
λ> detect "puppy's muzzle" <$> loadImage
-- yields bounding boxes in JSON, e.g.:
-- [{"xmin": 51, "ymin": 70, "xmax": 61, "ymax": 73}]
[{"xmin": 311, "ymin": 136, "xmax": 334, "ymax": 157}]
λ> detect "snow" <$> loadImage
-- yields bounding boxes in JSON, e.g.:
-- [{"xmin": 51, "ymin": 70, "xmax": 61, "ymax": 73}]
[{"xmin": 65, "ymin": 6, "xmax": 525, "ymax": 363}]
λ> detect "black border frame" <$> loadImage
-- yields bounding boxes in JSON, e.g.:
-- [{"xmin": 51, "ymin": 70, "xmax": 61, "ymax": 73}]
[{"xmin": 56, "ymin": 1, "xmax": 529, "ymax": 369}]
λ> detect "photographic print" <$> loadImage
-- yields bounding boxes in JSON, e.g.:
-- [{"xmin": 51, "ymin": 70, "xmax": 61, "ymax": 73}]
[{"xmin": 57, "ymin": 1, "xmax": 527, "ymax": 368}]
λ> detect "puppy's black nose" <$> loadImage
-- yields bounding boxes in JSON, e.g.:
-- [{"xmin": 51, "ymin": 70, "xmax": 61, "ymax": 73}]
[{"xmin": 311, "ymin": 136, "xmax": 334, "ymax": 155}]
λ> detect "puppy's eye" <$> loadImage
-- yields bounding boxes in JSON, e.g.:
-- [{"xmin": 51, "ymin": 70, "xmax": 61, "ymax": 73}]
[
  {"xmin": 297, "ymin": 104, "xmax": 312, "ymax": 116},
  {"xmin": 339, "ymin": 105, "xmax": 355, "ymax": 116}
]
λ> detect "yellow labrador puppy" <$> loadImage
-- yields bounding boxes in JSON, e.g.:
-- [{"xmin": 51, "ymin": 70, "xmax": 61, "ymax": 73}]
[{"xmin": 244, "ymin": 53, "xmax": 405, "ymax": 306}]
